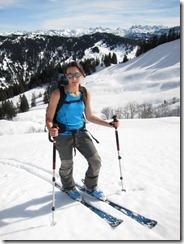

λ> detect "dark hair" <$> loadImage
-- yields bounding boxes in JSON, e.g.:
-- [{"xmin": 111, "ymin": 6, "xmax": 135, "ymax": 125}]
[{"xmin": 65, "ymin": 61, "xmax": 86, "ymax": 77}]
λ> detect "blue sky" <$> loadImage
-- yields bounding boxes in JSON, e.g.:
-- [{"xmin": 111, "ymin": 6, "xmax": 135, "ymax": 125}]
[{"xmin": 0, "ymin": 0, "xmax": 180, "ymax": 32}]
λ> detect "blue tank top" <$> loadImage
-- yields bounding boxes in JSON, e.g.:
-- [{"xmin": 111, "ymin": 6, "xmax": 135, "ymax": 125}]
[{"xmin": 56, "ymin": 92, "xmax": 85, "ymax": 135}]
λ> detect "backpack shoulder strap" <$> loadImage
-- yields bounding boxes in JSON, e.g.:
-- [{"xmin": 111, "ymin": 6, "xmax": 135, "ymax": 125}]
[
  {"xmin": 56, "ymin": 86, "xmax": 66, "ymax": 111},
  {"xmin": 56, "ymin": 85, "xmax": 87, "ymax": 110}
]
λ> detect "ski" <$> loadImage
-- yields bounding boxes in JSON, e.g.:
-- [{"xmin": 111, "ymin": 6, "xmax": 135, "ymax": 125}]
[
  {"xmin": 55, "ymin": 182, "xmax": 123, "ymax": 228},
  {"xmin": 76, "ymin": 184, "xmax": 157, "ymax": 229}
]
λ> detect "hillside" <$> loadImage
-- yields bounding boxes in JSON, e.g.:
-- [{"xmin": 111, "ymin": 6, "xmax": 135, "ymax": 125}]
[
  {"xmin": 0, "ymin": 33, "xmax": 138, "ymax": 89},
  {"xmin": 0, "ymin": 39, "xmax": 179, "ymax": 124},
  {"xmin": 0, "ymin": 25, "xmax": 180, "ymax": 93},
  {"xmin": 84, "ymin": 39, "xmax": 180, "ymax": 113}
]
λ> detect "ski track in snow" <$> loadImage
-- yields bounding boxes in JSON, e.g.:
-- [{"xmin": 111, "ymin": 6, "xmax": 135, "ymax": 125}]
[
  {"xmin": 0, "ymin": 158, "xmax": 52, "ymax": 184},
  {"xmin": 0, "ymin": 157, "xmax": 162, "ymax": 239}
]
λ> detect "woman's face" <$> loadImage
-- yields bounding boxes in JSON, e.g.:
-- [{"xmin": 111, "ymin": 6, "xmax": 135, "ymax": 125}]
[{"xmin": 66, "ymin": 66, "xmax": 83, "ymax": 87}]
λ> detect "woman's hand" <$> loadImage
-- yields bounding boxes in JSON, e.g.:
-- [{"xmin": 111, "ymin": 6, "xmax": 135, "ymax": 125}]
[
  {"xmin": 109, "ymin": 120, "xmax": 120, "ymax": 128},
  {"xmin": 49, "ymin": 127, "xmax": 59, "ymax": 138}
]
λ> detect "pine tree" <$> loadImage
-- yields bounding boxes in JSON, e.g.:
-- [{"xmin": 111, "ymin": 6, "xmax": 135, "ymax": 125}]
[
  {"xmin": 150, "ymin": 35, "xmax": 158, "ymax": 49},
  {"xmin": 1, "ymin": 100, "xmax": 17, "ymax": 120},
  {"xmin": 111, "ymin": 52, "xmax": 118, "ymax": 64},
  {"xmin": 43, "ymin": 90, "xmax": 49, "ymax": 104},
  {"xmin": 104, "ymin": 53, "xmax": 111, "ymax": 67},
  {"xmin": 135, "ymin": 47, "xmax": 141, "ymax": 57},
  {"xmin": 0, "ymin": 89, "xmax": 7, "ymax": 101},
  {"xmin": 0, "ymin": 104, "xmax": 5, "ymax": 119},
  {"xmin": 19, "ymin": 94, "xmax": 29, "ymax": 112},
  {"xmin": 31, "ymin": 92, "xmax": 36, "ymax": 107},
  {"xmin": 123, "ymin": 54, "xmax": 129, "ymax": 63}
]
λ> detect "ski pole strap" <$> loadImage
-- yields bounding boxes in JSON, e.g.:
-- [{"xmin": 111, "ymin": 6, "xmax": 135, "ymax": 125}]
[
  {"xmin": 70, "ymin": 128, "xmax": 99, "ymax": 157},
  {"xmin": 85, "ymin": 129, "xmax": 99, "ymax": 143}
]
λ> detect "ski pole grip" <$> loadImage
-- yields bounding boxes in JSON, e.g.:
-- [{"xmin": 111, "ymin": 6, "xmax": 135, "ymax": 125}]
[
  {"xmin": 112, "ymin": 115, "xmax": 118, "ymax": 129},
  {"xmin": 48, "ymin": 124, "xmax": 58, "ymax": 142},
  {"xmin": 112, "ymin": 115, "xmax": 118, "ymax": 122}
]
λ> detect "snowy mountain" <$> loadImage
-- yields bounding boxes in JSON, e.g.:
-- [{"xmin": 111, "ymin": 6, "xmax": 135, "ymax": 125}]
[
  {"xmin": 1, "ymin": 39, "xmax": 180, "ymax": 123},
  {"xmin": 0, "ymin": 25, "xmax": 176, "ymax": 37},
  {"xmin": 0, "ymin": 25, "xmax": 180, "ymax": 93},
  {"xmin": 0, "ymin": 31, "xmax": 139, "ymax": 89}
]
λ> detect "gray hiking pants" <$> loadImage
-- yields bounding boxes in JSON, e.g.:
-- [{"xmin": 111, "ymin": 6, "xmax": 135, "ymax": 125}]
[{"xmin": 56, "ymin": 130, "xmax": 101, "ymax": 190}]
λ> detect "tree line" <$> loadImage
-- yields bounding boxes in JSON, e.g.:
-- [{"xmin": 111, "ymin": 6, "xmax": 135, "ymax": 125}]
[
  {"xmin": 0, "ymin": 92, "xmax": 40, "ymax": 120},
  {"xmin": 0, "ymin": 89, "xmax": 180, "ymax": 121},
  {"xmin": 101, "ymin": 98, "xmax": 180, "ymax": 120},
  {"xmin": 135, "ymin": 28, "xmax": 180, "ymax": 57}
]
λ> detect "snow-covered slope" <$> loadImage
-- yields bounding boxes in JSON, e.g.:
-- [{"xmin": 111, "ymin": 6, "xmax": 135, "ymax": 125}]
[
  {"xmin": 84, "ymin": 39, "xmax": 180, "ymax": 113},
  {"xmin": 0, "ymin": 117, "xmax": 180, "ymax": 240}
]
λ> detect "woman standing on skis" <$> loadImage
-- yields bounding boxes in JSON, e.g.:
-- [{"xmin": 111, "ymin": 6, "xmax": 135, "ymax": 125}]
[{"xmin": 46, "ymin": 61, "xmax": 119, "ymax": 201}]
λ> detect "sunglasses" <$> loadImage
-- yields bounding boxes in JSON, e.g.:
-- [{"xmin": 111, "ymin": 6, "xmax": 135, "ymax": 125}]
[{"xmin": 66, "ymin": 72, "xmax": 82, "ymax": 79}]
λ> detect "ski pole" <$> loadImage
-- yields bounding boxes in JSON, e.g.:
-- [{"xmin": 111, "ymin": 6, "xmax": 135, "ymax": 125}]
[
  {"xmin": 112, "ymin": 115, "xmax": 126, "ymax": 192},
  {"xmin": 49, "ymin": 130, "xmax": 57, "ymax": 226}
]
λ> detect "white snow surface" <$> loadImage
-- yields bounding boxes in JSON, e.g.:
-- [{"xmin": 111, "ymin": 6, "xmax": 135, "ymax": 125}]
[
  {"xmin": 0, "ymin": 117, "xmax": 180, "ymax": 240},
  {"xmin": 0, "ymin": 39, "xmax": 180, "ymax": 241}
]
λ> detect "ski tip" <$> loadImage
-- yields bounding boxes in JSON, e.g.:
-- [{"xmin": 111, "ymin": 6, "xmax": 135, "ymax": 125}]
[
  {"xmin": 143, "ymin": 220, "xmax": 158, "ymax": 229},
  {"xmin": 148, "ymin": 221, "xmax": 158, "ymax": 229},
  {"xmin": 110, "ymin": 219, "xmax": 123, "ymax": 228}
]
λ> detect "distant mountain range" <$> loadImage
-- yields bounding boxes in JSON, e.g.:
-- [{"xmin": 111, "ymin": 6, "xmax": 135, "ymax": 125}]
[
  {"xmin": 0, "ymin": 25, "xmax": 180, "ymax": 95},
  {"xmin": 0, "ymin": 25, "xmax": 180, "ymax": 39}
]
